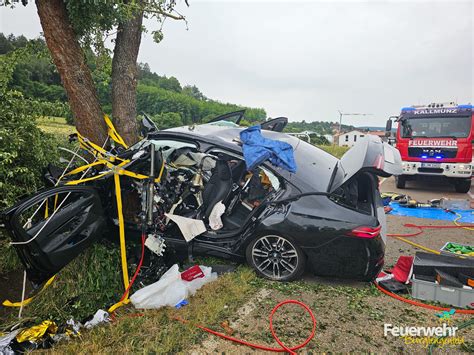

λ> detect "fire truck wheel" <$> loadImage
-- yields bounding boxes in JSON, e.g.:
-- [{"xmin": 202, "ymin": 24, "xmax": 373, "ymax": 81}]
[
  {"xmin": 395, "ymin": 175, "xmax": 406, "ymax": 189},
  {"xmin": 454, "ymin": 179, "xmax": 471, "ymax": 193}
]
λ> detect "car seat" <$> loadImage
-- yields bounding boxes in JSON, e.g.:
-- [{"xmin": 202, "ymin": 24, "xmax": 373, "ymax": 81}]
[{"xmin": 201, "ymin": 159, "xmax": 232, "ymax": 220}]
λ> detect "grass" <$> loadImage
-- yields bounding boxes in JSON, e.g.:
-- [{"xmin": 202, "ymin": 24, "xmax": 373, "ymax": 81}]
[
  {"xmin": 1, "ymin": 238, "xmax": 259, "ymax": 352},
  {"xmin": 0, "ymin": 242, "xmax": 123, "ymax": 328},
  {"xmin": 48, "ymin": 266, "xmax": 258, "ymax": 353},
  {"xmin": 36, "ymin": 116, "xmax": 75, "ymax": 139},
  {"xmin": 317, "ymin": 144, "xmax": 349, "ymax": 158}
]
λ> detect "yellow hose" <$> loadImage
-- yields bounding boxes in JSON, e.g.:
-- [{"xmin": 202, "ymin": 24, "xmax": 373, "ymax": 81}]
[
  {"xmin": 454, "ymin": 212, "xmax": 474, "ymax": 231},
  {"xmin": 395, "ymin": 237, "xmax": 441, "ymax": 255}
]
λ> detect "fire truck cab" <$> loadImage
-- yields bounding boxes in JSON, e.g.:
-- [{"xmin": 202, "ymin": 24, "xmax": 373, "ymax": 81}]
[{"xmin": 386, "ymin": 102, "xmax": 473, "ymax": 193}]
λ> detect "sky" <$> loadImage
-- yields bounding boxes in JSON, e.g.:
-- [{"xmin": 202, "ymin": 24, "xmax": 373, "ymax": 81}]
[{"xmin": 0, "ymin": 0, "xmax": 473, "ymax": 127}]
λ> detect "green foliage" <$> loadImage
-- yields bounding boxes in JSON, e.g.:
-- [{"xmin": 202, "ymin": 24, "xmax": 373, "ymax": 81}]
[
  {"xmin": 1, "ymin": 35, "xmax": 73, "ymax": 122},
  {"xmin": 151, "ymin": 111, "xmax": 183, "ymax": 129},
  {"xmin": 138, "ymin": 63, "xmax": 182, "ymax": 93},
  {"xmin": 0, "ymin": 233, "xmax": 21, "ymax": 274},
  {"xmin": 1, "ymin": 33, "xmax": 266, "ymax": 129},
  {"xmin": 15, "ymin": 242, "xmax": 123, "ymax": 323},
  {"xmin": 0, "ymin": 90, "xmax": 60, "ymax": 209},
  {"xmin": 0, "ymin": 33, "xmax": 28, "ymax": 55},
  {"xmin": 63, "ymin": 1, "xmax": 184, "ymax": 52},
  {"xmin": 137, "ymin": 83, "xmax": 266, "ymax": 125},
  {"xmin": 0, "ymin": 42, "xmax": 64, "ymax": 209},
  {"xmin": 182, "ymin": 84, "xmax": 207, "ymax": 101},
  {"xmin": 309, "ymin": 134, "xmax": 330, "ymax": 145}
]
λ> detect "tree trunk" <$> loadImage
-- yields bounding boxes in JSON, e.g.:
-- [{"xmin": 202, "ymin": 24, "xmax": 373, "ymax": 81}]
[
  {"xmin": 111, "ymin": 6, "xmax": 143, "ymax": 146},
  {"xmin": 36, "ymin": 0, "xmax": 107, "ymax": 146}
]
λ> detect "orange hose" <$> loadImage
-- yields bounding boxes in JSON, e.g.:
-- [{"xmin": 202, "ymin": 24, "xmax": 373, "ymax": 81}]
[
  {"xmin": 374, "ymin": 282, "xmax": 474, "ymax": 314},
  {"xmin": 175, "ymin": 300, "xmax": 316, "ymax": 354}
]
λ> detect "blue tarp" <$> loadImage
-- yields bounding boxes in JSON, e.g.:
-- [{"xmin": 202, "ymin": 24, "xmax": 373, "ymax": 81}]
[
  {"xmin": 240, "ymin": 125, "xmax": 297, "ymax": 173},
  {"xmin": 389, "ymin": 202, "xmax": 474, "ymax": 223}
]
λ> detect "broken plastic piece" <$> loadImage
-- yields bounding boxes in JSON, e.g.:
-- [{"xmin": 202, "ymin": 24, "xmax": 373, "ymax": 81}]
[
  {"xmin": 181, "ymin": 265, "xmax": 205, "ymax": 281},
  {"xmin": 145, "ymin": 234, "xmax": 166, "ymax": 256},
  {"xmin": 175, "ymin": 299, "xmax": 189, "ymax": 309},
  {"xmin": 390, "ymin": 256, "xmax": 414, "ymax": 284}
]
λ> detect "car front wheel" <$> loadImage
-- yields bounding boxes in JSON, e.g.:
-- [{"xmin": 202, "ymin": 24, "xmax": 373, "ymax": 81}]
[{"xmin": 246, "ymin": 234, "xmax": 306, "ymax": 281}]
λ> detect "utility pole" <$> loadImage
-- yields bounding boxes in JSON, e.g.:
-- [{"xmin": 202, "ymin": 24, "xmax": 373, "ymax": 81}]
[{"xmin": 335, "ymin": 110, "xmax": 373, "ymax": 145}]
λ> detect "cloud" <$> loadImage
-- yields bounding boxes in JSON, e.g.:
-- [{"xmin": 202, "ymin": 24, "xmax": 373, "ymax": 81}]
[{"xmin": 1, "ymin": 0, "xmax": 472, "ymax": 126}]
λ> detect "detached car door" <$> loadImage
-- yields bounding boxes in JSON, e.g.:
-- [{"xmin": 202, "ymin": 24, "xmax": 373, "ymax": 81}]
[{"xmin": 1, "ymin": 185, "xmax": 106, "ymax": 284}]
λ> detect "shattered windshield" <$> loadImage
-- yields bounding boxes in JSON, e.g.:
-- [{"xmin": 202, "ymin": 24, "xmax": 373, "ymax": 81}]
[{"xmin": 401, "ymin": 116, "xmax": 471, "ymax": 138}]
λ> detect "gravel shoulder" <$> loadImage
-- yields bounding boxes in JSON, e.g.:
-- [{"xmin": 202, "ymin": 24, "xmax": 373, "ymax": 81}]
[{"xmin": 189, "ymin": 214, "xmax": 474, "ymax": 353}]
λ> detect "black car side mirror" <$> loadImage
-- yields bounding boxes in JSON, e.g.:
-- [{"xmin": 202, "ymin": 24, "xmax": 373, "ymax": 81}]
[{"xmin": 141, "ymin": 113, "xmax": 159, "ymax": 137}]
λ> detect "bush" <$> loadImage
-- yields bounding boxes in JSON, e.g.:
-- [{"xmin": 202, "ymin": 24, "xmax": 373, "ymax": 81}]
[
  {"xmin": 151, "ymin": 111, "xmax": 183, "ymax": 129},
  {"xmin": 0, "ymin": 90, "xmax": 59, "ymax": 209}
]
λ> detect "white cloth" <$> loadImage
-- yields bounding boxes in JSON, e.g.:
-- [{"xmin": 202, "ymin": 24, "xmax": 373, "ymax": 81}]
[
  {"xmin": 165, "ymin": 214, "xmax": 206, "ymax": 242},
  {"xmin": 209, "ymin": 201, "xmax": 226, "ymax": 230}
]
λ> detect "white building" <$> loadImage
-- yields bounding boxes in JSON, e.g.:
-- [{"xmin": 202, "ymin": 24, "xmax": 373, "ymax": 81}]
[{"xmin": 336, "ymin": 130, "xmax": 367, "ymax": 147}]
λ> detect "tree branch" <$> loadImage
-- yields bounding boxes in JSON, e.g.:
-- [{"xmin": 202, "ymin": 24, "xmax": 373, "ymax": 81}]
[{"xmin": 145, "ymin": 7, "xmax": 185, "ymax": 21}]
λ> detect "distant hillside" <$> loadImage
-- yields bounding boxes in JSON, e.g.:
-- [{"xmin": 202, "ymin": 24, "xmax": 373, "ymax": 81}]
[
  {"xmin": 0, "ymin": 33, "xmax": 266, "ymax": 128},
  {"xmin": 356, "ymin": 126, "xmax": 386, "ymax": 131},
  {"xmin": 285, "ymin": 120, "xmax": 355, "ymax": 135}
]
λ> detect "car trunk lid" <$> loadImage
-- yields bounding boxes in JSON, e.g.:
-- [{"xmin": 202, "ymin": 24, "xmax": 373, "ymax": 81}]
[{"xmin": 329, "ymin": 135, "xmax": 402, "ymax": 193}]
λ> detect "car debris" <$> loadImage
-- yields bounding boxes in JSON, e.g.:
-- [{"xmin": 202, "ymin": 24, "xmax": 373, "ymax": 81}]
[
  {"xmin": 83, "ymin": 309, "xmax": 110, "ymax": 329},
  {"xmin": 1, "ymin": 111, "xmax": 402, "ymax": 293},
  {"xmin": 130, "ymin": 264, "xmax": 217, "ymax": 309}
]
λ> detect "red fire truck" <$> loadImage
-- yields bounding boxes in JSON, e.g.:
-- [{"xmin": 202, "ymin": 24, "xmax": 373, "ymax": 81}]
[{"xmin": 386, "ymin": 102, "xmax": 473, "ymax": 193}]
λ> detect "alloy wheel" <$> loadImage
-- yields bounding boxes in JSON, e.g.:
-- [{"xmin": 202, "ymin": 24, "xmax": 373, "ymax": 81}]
[{"xmin": 251, "ymin": 235, "xmax": 299, "ymax": 280}]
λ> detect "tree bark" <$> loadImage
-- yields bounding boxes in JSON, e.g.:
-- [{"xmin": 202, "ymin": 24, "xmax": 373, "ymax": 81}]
[
  {"xmin": 36, "ymin": 0, "xmax": 107, "ymax": 146},
  {"xmin": 111, "ymin": 5, "xmax": 143, "ymax": 146}
]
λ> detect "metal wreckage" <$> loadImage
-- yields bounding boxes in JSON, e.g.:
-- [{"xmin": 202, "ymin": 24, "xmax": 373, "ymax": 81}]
[{"xmin": 1, "ymin": 111, "xmax": 402, "ymax": 298}]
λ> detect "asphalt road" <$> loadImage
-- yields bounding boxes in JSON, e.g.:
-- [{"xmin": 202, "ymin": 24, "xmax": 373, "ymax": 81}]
[{"xmin": 380, "ymin": 175, "xmax": 474, "ymax": 202}]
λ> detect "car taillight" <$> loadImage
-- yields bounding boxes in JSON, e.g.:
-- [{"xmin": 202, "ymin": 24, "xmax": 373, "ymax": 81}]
[
  {"xmin": 373, "ymin": 154, "xmax": 384, "ymax": 170},
  {"xmin": 349, "ymin": 225, "xmax": 381, "ymax": 239}
]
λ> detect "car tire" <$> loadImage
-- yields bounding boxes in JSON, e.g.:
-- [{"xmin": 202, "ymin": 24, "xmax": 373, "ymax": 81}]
[
  {"xmin": 454, "ymin": 179, "xmax": 471, "ymax": 193},
  {"xmin": 245, "ymin": 234, "xmax": 306, "ymax": 281},
  {"xmin": 395, "ymin": 175, "xmax": 406, "ymax": 189}
]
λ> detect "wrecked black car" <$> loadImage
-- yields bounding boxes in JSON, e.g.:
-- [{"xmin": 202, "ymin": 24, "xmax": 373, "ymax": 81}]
[{"xmin": 1, "ymin": 111, "xmax": 402, "ymax": 284}]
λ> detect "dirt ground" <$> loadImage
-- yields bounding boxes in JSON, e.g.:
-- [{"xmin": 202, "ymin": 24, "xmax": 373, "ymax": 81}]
[{"xmin": 188, "ymin": 214, "xmax": 474, "ymax": 354}]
